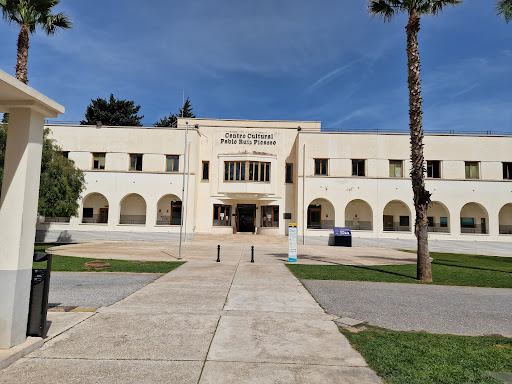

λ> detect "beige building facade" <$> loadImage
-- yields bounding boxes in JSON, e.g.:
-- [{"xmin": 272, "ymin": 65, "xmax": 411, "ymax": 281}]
[{"xmin": 37, "ymin": 118, "xmax": 512, "ymax": 243}]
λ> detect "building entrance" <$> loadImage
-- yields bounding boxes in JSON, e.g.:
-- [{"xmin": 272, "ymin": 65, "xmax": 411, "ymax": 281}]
[
  {"xmin": 236, "ymin": 204, "xmax": 256, "ymax": 233},
  {"xmin": 99, "ymin": 208, "xmax": 109, "ymax": 223}
]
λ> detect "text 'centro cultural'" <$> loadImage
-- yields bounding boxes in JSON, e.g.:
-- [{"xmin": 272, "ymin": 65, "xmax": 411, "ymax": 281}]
[{"xmin": 221, "ymin": 132, "xmax": 277, "ymax": 146}]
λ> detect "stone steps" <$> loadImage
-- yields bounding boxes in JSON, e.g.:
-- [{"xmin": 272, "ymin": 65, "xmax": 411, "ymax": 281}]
[{"xmin": 192, "ymin": 233, "xmax": 288, "ymax": 244}]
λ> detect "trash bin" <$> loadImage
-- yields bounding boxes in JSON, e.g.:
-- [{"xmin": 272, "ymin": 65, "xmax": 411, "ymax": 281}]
[
  {"xmin": 330, "ymin": 227, "xmax": 352, "ymax": 247},
  {"xmin": 27, "ymin": 253, "xmax": 52, "ymax": 338}
]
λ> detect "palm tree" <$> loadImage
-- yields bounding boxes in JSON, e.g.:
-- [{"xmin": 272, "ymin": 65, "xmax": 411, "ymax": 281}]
[
  {"xmin": 369, "ymin": 0, "xmax": 462, "ymax": 282},
  {"xmin": 0, "ymin": 0, "xmax": 72, "ymax": 84},
  {"xmin": 497, "ymin": 0, "xmax": 512, "ymax": 22}
]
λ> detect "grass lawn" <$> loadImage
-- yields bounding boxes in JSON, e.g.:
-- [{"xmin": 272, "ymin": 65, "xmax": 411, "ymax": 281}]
[
  {"xmin": 34, "ymin": 244, "xmax": 185, "ymax": 273},
  {"xmin": 286, "ymin": 252, "xmax": 512, "ymax": 288},
  {"xmin": 340, "ymin": 327, "xmax": 512, "ymax": 384}
]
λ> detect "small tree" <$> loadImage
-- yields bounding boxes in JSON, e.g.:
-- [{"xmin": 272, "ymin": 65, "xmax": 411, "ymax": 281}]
[
  {"xmin": 154, "ymin": 97, "xmax": 196, "ymax": 127},
  {"xmin": 0, "ymin": 124, "xmax": 85, "ymax": 217},
  {"xmin": 497, "ymin": 0, "xmax": 512, "ymax": 22},
  {"xmin": 0, "ymin": 0, "xmax": 72, "ymax": 84},
  {"xmin": 38, "ymin": 128, "xmax": 85, "ymax": 217},
  {"xmin": 81, "ymin": 94, "xmax": 144, "ymax": 126}
]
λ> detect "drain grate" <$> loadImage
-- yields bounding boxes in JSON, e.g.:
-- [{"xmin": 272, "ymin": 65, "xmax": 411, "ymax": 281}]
[{"xmin": 48, "ymin": 305, "xmax": 77, "ymax": 312}]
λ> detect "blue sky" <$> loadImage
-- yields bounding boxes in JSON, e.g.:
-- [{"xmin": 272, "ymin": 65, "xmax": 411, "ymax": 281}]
[{"xmin": 0, "ymin": 0, "xmax": 510, "ymax": 132}]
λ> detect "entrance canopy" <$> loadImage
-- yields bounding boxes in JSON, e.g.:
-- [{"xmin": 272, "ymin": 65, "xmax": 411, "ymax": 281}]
[
  {"xmin": 0, "ymin": 70, "xmax": 64, "ymax": 349},
  {"xmin": 0, "ymin": 69, "xmax": 63, "ymax": 118}
]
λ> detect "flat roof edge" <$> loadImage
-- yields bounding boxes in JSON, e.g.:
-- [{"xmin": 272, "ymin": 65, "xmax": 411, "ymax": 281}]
[{"xmin": 0, "ymin": 70, "xmax": 64, "ymax": 117}]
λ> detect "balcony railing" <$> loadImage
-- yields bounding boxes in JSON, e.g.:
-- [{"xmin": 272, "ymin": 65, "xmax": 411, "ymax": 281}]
[
  {"xmin": 82, "ymin": 214, "xmax": 108, "ymax": 224},
  {"xmin": 156, "ymin": 218, "xmax": 181, "ymax": 225},
  {"xmin": 42, "ymin": 217, "xmax": 70, "ymax": 223},
  {"xmin": 345, "ymin": 221, "xmax": 373, "ymax": 231},
  {"xmin": 427, "ymin": 226, "xmax": 450, "ymax": 233},
  {"xmin": 307, "ymin": 220, "xmax": 334, "ymax": 230},
  {"xmin": 384, "ymin": 224, "xmax": 411, "ymax": 232},
  {"xmin": 461, "ymin": 226, "xmax": 487, "ymax": 234},
  {"xmin": 499, "ymin": 225, "xmax": 512, "ymax": 234},
  {"xmin": 119, "ymin": 215, "xmax": 146, "ymax": 225}
]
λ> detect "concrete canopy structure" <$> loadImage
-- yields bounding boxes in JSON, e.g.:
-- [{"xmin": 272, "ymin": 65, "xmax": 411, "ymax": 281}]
[{"xmin": 0, "ymin": 69, "xmax": 64, "ymax": 349}]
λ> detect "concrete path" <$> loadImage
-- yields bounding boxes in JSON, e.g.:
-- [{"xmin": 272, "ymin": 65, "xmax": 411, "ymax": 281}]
[
  {"xmin": 303, "ymin": 280, "xmax": 512, "ymax": 337},
  {"xmin": 0, "ymin": 244, "xmax": 382, "ymax": 384}
]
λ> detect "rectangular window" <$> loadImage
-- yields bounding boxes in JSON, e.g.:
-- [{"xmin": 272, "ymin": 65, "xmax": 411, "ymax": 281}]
[
  {"xmin": 202, "ymin": 161, "xmax": 209, "ymax": 180},
  {"xmin": 314, "ymin": 159, "xmax": 328, "ymax": 175},
  {"xmin": 213, "ymin": 205, "xmax": 231, "ymax": 226},
  {"xmin": 285, "ymin": 163, "xmax": 293, "ymax": 183},
  {"xmin": 427, "ymin": 217, "xmax": 435, "ymax": 227},
  {"xmin": 399, "ymin": 216, "xmax": 410, "ymax": 227},
  {"xmin": 352, "ymin": 159, "xmax": 365, "ymax": 176},
  {"xmin": 130, "ymin": 154, "xmax": 143, "ymax": 171},
  {"xmin": 224, "ymin": 161, "xmax": 270, "ymax": 182},
  {"xmin": 465, "ymin": 162, "xmax": 479, "ymax": 179},
  {"xmin": 503, "ymin": 162, "xmax": 512, "ymax": 180},
  {"xmin": 440, "ymin": 217, "xmax": 448, "ymax": 228},
  {"xmin": 92, "ymin": 153, "xmax": 105, "ymax": 170},
  {"xmin": 461, "ymin": 217, "xmax": 475, "ymax": 228},
  {"xmin": 389, "ymin": 160, "xmax": 403, "ymax": 177},
  {"xmin": 261, "ymin": 206, "xmax": 279, "ymax": 227},
  {"xmin": 166, "ymin": 155, "xmax": 179, "ymax": 172},
  {"xmin": 61, "ymin": 151, "xmax": 69, "ymax": 159},
  {"xmin": 427, "ymin": 160, "xmax": 441, "ymax": 178}
]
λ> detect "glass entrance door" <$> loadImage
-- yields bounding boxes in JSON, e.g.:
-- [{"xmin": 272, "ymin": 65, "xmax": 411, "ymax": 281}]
[{"xmin": 236, "ymin": 204, "xmax": 256, "ymax": 233}]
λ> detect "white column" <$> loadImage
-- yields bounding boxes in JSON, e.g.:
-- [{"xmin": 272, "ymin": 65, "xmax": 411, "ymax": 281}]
[
  {"xmin": 0, "ymin": 109, "xmax": 45, "ymax": 348},
  {"xmin": 452, "ymin": 205, "xmax": 462, "ymax": 237},
  {"xmin": 488, "ymin": 207, "xmax": 500, "ymax": 238},
  {"xmin": 146, "ymin": 197, "xmax": 157, "ymax": 230}
]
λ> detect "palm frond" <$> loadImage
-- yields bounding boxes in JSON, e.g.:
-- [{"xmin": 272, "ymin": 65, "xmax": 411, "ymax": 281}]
[
  {"xmin": 40, "ymin": 12, "xmax": 71, "ymax": 34},
  {"xmin": 497, "ymin": 0, "xmax": 512, "ymax": 23},
  {"xmin": 0, "ymin": 0, "xmax": 22, "ymax": 24},
  {"xmin": 424, "ymin": 0, "xmax": 463, "ymax": 15},
  {"xmin": 369, "ymin": 0, "xmax": 404, "ymax": 21},
  {"xmin": 0, "ymin": 0, "xmax": 72, "ymax": 34}
]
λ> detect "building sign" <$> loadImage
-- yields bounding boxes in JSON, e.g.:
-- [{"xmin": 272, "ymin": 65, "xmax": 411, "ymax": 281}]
[
  {"xmin": 288, "ymin": 223, "xmax": 297, "ymax": 262},
  {"xmin": 220, "ymin": 132, "xmax": 277, "ymax": 146}
]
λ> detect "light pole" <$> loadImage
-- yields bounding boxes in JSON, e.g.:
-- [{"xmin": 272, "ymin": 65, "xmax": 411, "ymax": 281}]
[{"xmin": 178, "ymin": 121, "xmax": 188, "ymax": 260}]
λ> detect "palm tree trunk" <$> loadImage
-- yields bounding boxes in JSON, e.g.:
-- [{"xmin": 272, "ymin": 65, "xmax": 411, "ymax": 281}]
[
  {"xmin": 406, "ymin": 9, "xmax": 432, "ymax": 282},
  {"xmin": 16, "ymin": 24, "xmax": 30, "ymax": 84}
]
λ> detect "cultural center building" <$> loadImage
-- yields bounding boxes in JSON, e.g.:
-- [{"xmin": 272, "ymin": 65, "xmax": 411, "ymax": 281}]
[{"xmin": 36, "ymin": 118, "xmax": 512, "ymax": 243}]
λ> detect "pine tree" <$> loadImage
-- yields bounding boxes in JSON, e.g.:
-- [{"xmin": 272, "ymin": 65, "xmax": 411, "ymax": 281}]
[
  {"xmin": 81, "ymin": 94, "xmax": 144, "ymax": 126},
  {"xmin": 154, "ymin": 97, "xmax": 196, "ymax": 127}
]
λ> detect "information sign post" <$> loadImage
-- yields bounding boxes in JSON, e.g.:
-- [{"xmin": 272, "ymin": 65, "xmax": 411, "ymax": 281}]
[{"xmin": 288, "ymin": 223, "xmax": 297, "ymax": 262}]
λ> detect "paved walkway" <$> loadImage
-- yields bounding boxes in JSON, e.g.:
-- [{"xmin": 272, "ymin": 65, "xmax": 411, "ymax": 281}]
[
  {"xmin": 303, "ymin": 280, "xmax": 512, "ymax": 337},
  {"xmin": 353, "ymin": 238, "xmax": 512, "ymax": 257},
  {"xmin": 0, "ymin": 244, "xmax": 382, "ymax": 384},
  {"xmin": 47, "ymin": 241, "xmax": 415, "ymax": 265}
]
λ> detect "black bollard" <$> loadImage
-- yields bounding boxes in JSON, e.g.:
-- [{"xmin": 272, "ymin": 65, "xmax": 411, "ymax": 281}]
[
  {"xmin": 251, "ymin": 245, "xmax": 254, "ymax": 263},
  {"xmin": 216, "ymin": 245, "xmax": 220, "ymax": 262}
]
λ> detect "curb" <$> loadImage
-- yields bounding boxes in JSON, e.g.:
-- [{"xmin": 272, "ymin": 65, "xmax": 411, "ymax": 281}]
[{"xmin": 0, "ymin": 337, "xmax": 44, "ymax": 370}]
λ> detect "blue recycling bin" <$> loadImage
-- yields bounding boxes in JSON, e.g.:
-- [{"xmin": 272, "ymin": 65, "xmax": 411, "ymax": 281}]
[{"xmin": 331, "ymin": 227, "xmax": 352, "ymax": 247}]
